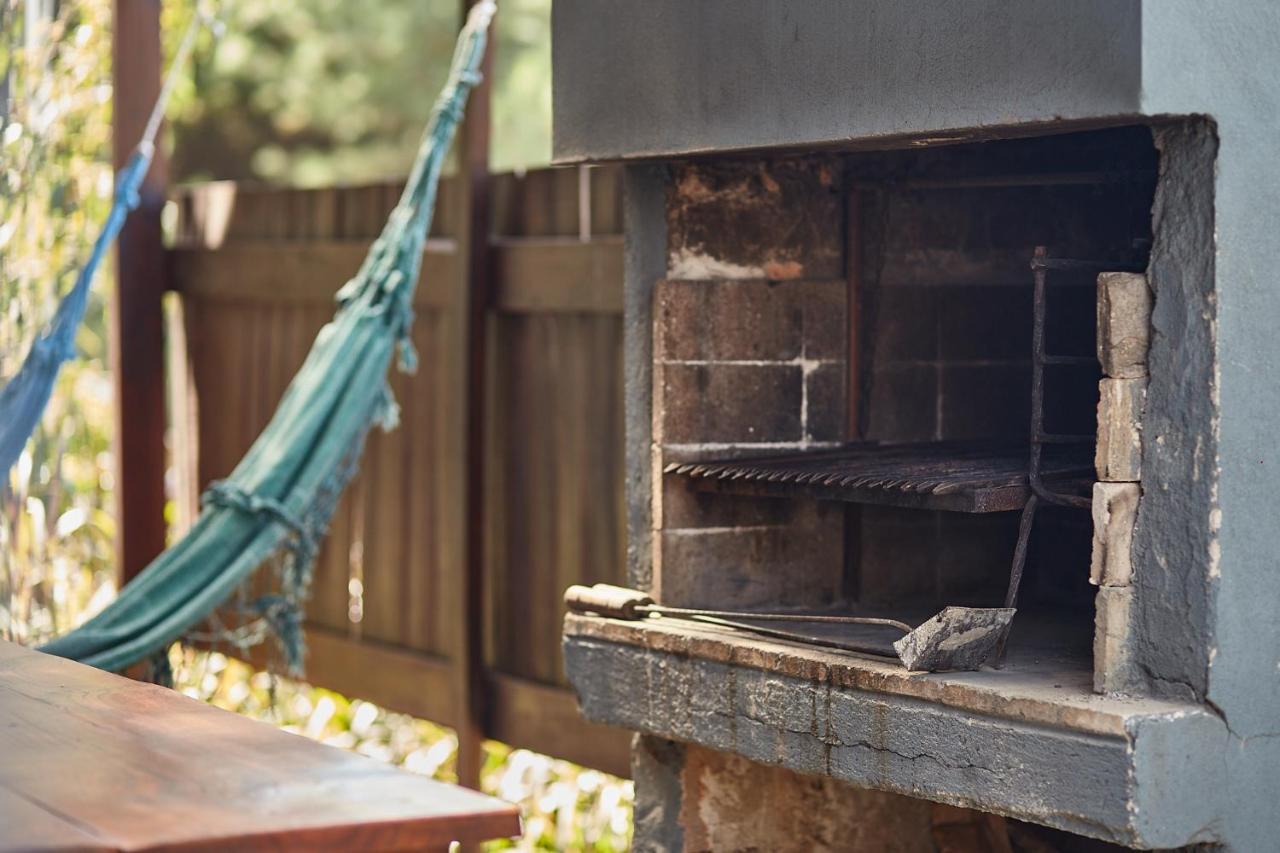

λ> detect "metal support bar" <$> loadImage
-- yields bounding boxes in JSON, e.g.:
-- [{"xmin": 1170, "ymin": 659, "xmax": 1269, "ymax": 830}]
[
  {"xmin": 994, "ymin": 494, "xmax": 1040, "ymax": 667},
  {"xmin": 997, "ymin": 244, "xmax": 1126, "ymax": 664},
  {"xmin": 1035, "ymin": 434, "xmax": 1095, "ymax": 444},
  {"xmin": 1028, "ymin": 246, "xmax": 1093, "ymax": 511},
  {"xmin": 1030, "ymin": 256, "xmax": 1143, "ymax": 273},
  {"xmin": 1041, "ymin": 355, "xmax": 1097, "ymax": 366}
]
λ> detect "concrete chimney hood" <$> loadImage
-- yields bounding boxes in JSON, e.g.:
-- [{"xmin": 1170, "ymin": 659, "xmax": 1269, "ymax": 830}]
[
  {"xmin": 554, "ymin": 2, "xmax": 1280, "ymax": 850},
  {"xmin": 553, "ymin": 0, "xmax": 1267, "ymax": 165}
]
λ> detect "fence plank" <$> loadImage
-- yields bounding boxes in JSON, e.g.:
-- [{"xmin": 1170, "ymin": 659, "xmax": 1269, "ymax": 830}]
[
  {"xmin": 170, "ymin": 243, "xmax": 459, "ymax": 308},
  {"xmin": 493, "ymin": 238, "xmax": 623, "ymax": 314},
  {"xmin": 485, "ymin": 313, "xmax": 626, "ymax": 687},
  {"xmin": 169, "ymin": 171, "xmax": 631, "ymax": 775},
  {"xmin": 589, "ymin": 166, "xmax": 625, "ymax": 236}
]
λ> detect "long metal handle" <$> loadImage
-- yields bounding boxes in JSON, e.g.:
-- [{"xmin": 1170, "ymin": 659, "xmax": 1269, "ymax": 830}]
[
  {"xmin": 679, "ymin": 614, "xmax": 902, "ymax": 660},
  {"xmin": 639, "ymin": 604, "xmax": 912, "ymax": 635},
  {"xmin": 1029, "ymin": 246, "xmax": 1092, "ymax": 510},
  {"xmin": 565, "ymin": 584, "xmax": 912, "ymax": 634}
]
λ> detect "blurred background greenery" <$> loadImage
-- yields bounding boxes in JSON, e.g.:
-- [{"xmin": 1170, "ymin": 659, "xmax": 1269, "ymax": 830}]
[
  {"xmin": 1, "ymin": 2, "xmax": 633, "ymax": 849},
  {"xmin": 165, "ymin": 0, "xmax": 552, "ymax": 184}
]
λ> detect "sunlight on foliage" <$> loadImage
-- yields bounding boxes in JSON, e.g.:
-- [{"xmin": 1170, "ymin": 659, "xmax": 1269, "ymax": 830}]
[{"xmin": 0, "ymin": 0, "xmax": 119, "ymax": 645}]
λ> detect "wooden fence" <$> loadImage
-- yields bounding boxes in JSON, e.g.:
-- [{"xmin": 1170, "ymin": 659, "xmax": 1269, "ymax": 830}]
[{"xmin": 167, "ymin": 165, "xmax": 630, "ymax": 777}]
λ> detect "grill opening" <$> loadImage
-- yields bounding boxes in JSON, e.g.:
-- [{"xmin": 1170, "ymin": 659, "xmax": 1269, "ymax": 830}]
[{"xmin": 660, "ymin": 127, "xmax": 1159, "ymax": 673}]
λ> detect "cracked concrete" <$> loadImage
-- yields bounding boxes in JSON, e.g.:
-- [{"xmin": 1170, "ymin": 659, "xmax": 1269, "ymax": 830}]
[
  {"xmin": 564, "ymin": 632, "xmax": 1193, "ymax": 845},
  {"xmin": 1128, "ymin": 122, "xmax": 1218, "ymax": 704}
]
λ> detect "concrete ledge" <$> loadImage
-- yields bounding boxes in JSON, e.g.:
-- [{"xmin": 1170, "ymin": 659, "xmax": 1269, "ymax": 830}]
[{"xmin": 564, "ymin": 614, "xmax": 1225, "ymax": 847}]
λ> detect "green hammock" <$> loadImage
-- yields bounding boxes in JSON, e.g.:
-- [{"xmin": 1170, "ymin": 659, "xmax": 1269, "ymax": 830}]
[{"xmin": 39, "ymin": 2, "xmax": 495, "ymax": 675}]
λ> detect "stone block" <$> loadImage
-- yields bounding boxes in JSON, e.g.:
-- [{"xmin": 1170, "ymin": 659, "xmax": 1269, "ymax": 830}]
[
  {"xmin": 866, "ymin": 364, "xmax": 938, "ymax": 442},
  {"xmin": 656, "ymin": 363, "xmax": 802, "ymax": 444},
  {"xmin": 656, "ymin": 500, "xmax": 843, "ymax": 609},
  {"xmin": 733, "ymin": 670, "xmax": 820, "ymax": 735},
  {"xmin": 1094, "ymin": 585, "xmax": 1135, "ymax": 694},
  {"xmin": 938, "ymin": 285, "xmax": 1032, "ymax": 361},
  {"xmin": 1096, "ymin": 271, "xmax": 1151, "ymax": 378},
  {"xmin": 873, "ymin": 287, "xmax": 939, "ymax": 362},
  {"xmin": 631, "ymin": 736, "xmax": 686, "ymax": 853},
  {"xmin": 858, "ymin": 506, "xmax": 940, "ymax": 605},
  {"xmin": 939, "ymin": 363, "xmax": 1031, "ymax": 441},
  {"xmin": 804, "ymin": 362, "xmax": 847, "ymax": 443},
  {"xmin": 1090, "ymin": 482, "xmax": 1139, "ymax": 587},
  {"xmin": 654, "ymin": 279, "xmax": 803, "ymax": 362},
  {"xmin": 1095, "ymin": 377, "xmax": 1146, "ymax": 481},
  {"xmin": 677, "ymin": 746, "xmax": 936, "ymax": 853},
  {"xmin": 798, "ymin": 280, "xmax": 848, "ymax": 361},
  {"xmin": 659, "ymin": 470, "xmax": 799, "ymax": 530}
]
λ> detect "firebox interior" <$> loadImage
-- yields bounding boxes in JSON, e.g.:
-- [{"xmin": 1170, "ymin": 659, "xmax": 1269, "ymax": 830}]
[{"xmin": 666, "ymin": 127, "xmax": 1158, "ymax": 670}]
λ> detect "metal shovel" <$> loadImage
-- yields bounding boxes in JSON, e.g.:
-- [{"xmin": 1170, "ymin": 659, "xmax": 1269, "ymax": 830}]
[{"xmin": 564, "ymin": 584, "xmax": 1013, "ymax": 672}]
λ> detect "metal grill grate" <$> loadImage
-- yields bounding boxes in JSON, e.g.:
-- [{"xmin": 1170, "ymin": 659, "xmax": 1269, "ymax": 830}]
[{"xmin": 666, "ymin": 441, "xmax": 1093, "ymax": 514}]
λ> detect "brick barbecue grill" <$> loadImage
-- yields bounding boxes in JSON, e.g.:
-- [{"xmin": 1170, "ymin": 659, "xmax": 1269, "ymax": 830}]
[{"xmin": 553, "ymin": 2, "xmax": 1280, "ymax": 850}]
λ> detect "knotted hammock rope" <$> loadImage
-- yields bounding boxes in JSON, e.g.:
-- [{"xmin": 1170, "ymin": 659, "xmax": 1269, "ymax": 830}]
[{"xmin": 39, "ymin": 1, "xmax": 496, "ymax": 676}]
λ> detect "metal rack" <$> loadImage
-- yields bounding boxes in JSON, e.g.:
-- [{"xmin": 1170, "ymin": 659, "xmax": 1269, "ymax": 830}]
[
  {"xmin": 667, "ymin": 442, "xmax": 1092, "ymax": 513},
  {"xmin": 992, "ymin": 247, "xmax": 1144, "ymax": 661}
]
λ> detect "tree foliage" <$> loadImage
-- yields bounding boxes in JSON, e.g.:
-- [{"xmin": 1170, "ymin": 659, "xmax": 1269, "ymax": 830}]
[
  {"xmin": 1, "ymin": 0, "xmax": 118, "ymax": 645},
  {"xmin": 169, "ymin": 0, "xmax": 551, "ymax": 185}
]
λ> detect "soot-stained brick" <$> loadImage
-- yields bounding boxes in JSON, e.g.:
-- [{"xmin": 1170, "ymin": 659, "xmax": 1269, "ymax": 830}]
[
  {"xmin": 658, "ymin": 363, "xmax": 802, "ymax": 444},
  {"xmin": 667, "ymin": 158, "xmax": 843, "ymax": 281}
]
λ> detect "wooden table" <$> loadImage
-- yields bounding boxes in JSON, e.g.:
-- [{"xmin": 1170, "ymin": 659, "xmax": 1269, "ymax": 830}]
[{"xmin": 0, "ymin": 641, "xmax": 521, "ymax": 851}]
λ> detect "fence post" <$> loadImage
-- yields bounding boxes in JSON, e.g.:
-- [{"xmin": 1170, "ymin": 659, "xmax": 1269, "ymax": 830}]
[
  {"xmin": 453, "ymin": 0, "xmax": 495, "ymax": 791},
  {"xmin": 111, "ymin": 0, "xmax": 169, "ymax": 585}
]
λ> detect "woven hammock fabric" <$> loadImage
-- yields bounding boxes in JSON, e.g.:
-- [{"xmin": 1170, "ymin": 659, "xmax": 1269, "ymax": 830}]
[{"xmin": 39, "ymin": 2, "xmax": 495, "ymax": 674}]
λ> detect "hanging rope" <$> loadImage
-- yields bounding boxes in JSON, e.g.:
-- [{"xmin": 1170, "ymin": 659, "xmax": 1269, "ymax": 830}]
[{"xmin": 0, "ymin": 2, "xmax": 218, "ymax": 478}]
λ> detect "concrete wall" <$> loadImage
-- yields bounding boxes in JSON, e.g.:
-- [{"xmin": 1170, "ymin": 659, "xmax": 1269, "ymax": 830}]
[
  {"xmin": 553, "ymin": 0, "xmax": 1142, "ymax": 163},
  {"xmin": 565, "ymin": 623, "xmax": 1226, "ymax": 849},
  {"xmin": 623, "ymin": 165, "xmax": 667, "ymax": 590},
  {"xmin": 1139, "ymin": 7, "xmax": 1280, "ymax": 849}
]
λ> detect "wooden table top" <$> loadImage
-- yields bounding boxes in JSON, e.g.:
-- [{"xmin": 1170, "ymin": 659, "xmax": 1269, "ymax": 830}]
[{"xmin": 0, "ymin": 641, "xmax": 521, "ymax": 852}]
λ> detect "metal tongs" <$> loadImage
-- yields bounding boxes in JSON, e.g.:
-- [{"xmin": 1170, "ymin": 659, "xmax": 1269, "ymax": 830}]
[{"xmin": 565, "ymin": 584, "xmax": 1013, "ymax": 672}]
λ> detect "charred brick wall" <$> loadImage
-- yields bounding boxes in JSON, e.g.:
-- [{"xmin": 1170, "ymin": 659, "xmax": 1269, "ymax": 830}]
[
  {"xmin": 651, "ymin": 157, "xmax": 847, "ymax": 609},
  {"xmin": 851, "ymin": 135, "xmax": 1155, "ymax": 609},
  {"xmin": 650, "ymin": 134, "xmax": 1158, "ymax": 615}
]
